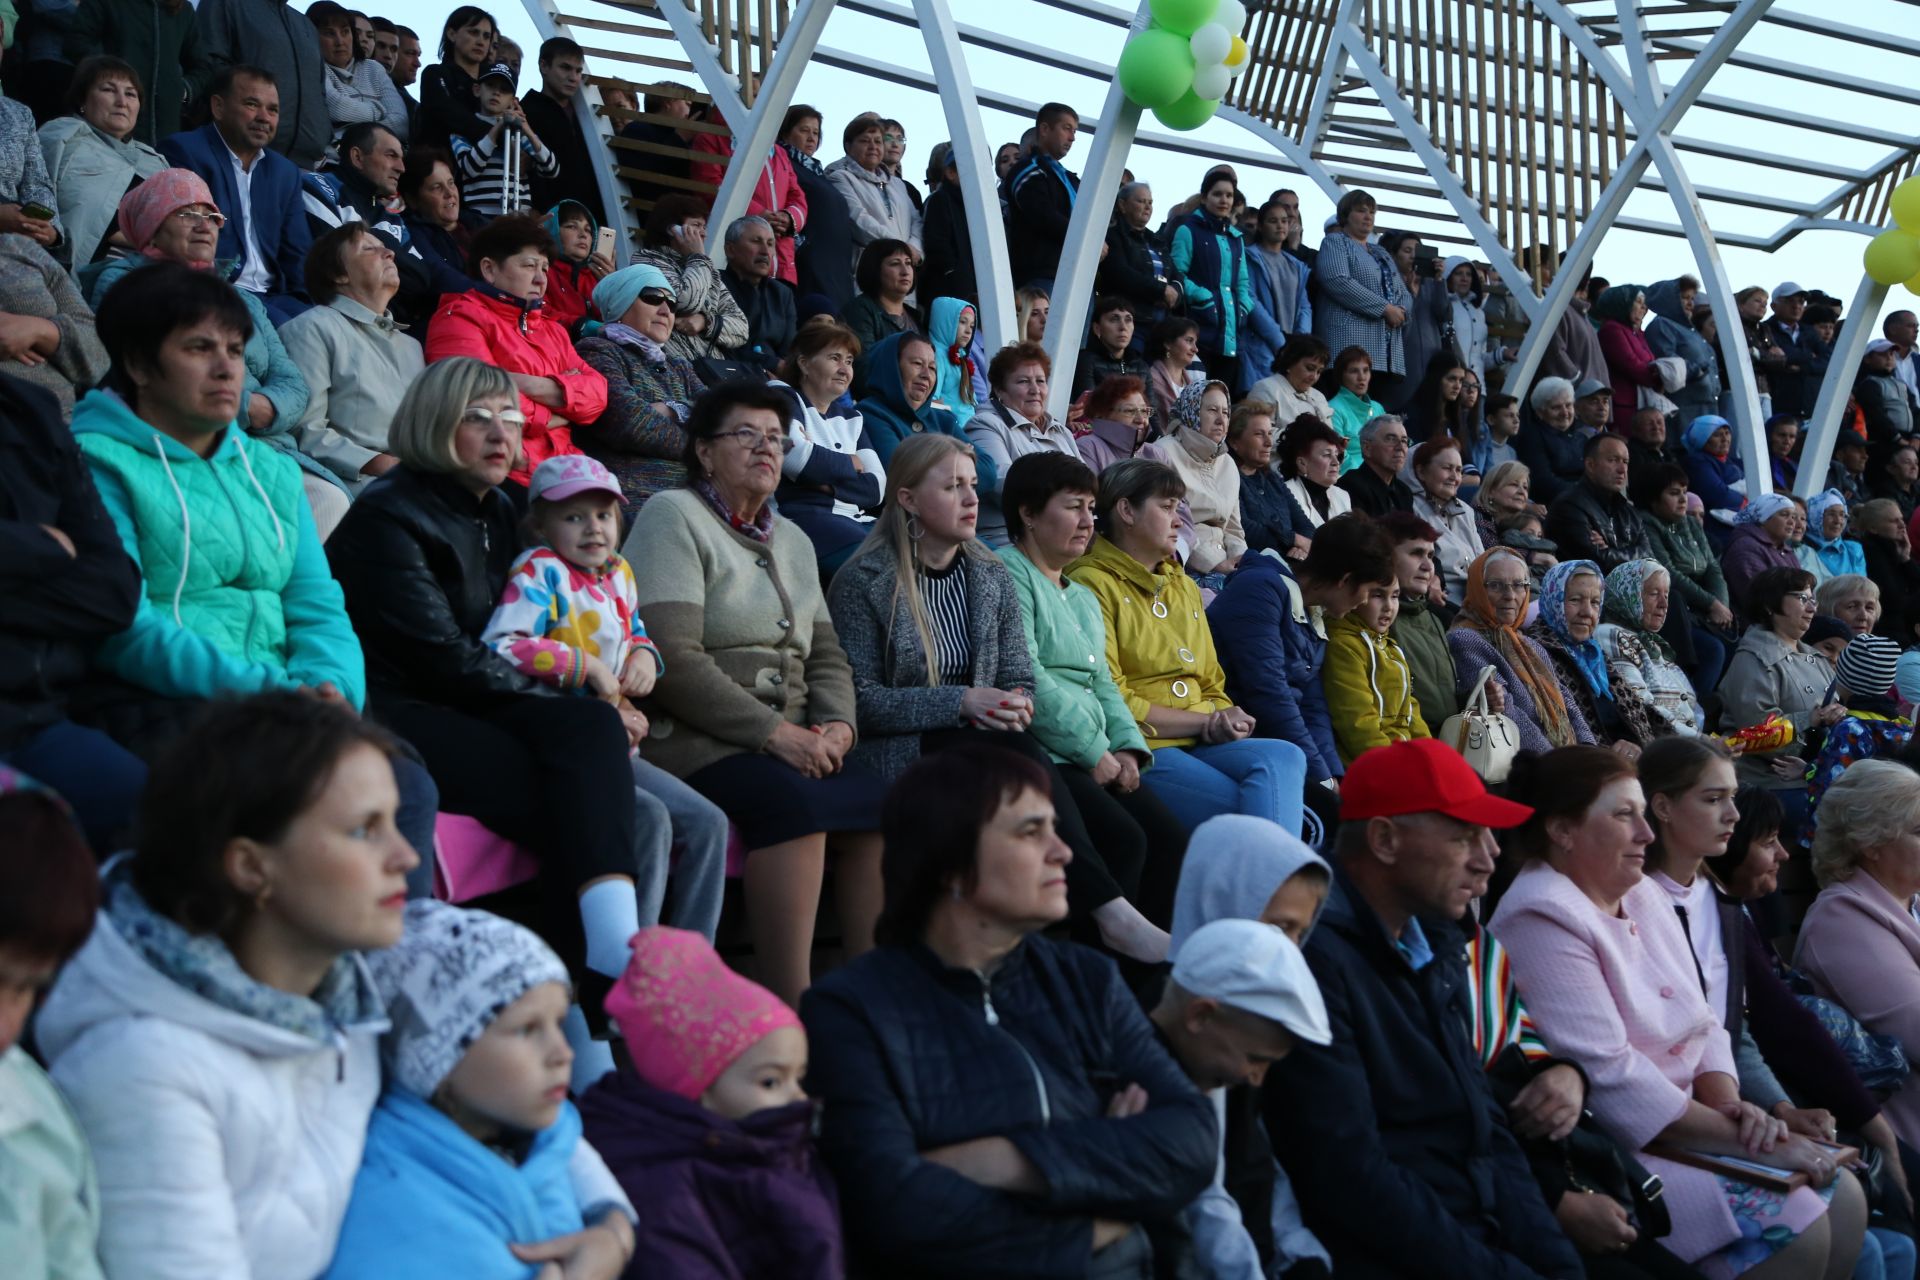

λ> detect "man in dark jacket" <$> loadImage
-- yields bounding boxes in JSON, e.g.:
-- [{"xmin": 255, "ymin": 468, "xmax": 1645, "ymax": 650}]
[
  {"xmin": 521, "ymin": 37, "xmax": 608, "ymax": 225},
  {"xmin": 1100, "ymin": 181, "xmax": 1183, "ymax": 349},
  {"xmin": 919, "ymin": 145, "xmax": 975, "ymax": 306},
  {"xmin": 1624, "ymin": 404, "xmax": 1685, "ymax": 497},
  {"xmin": 1763, "ymin": 282, "xmax": 1817, "ymax": 419},
  {"xmin": 720, "ymin": 214, "xmax": 796, "ymax": 375},
  {"xmin": 194, "ymin": 0, "xmax": 330, "ymax": 169},
  {"xmin": 0, "ymin": 375, "xmax": 145, "ymax": 851},
  {"xmin": 1007, "ymin": 102, "xmax": 1078, "ymax": 290},
  {"xmin": 1543, "ymin": 432, "xmax": 1651, "ymax": 572},
  {"xmin": 1266, "ymin": 739, "xmax": 1584, "ymax": 1280},
  {"xmin": 1337, "ymin": 413, "xmax": 1415, "ymax": 518},
  {"xmin": 301, "ymin": 122, "xmax": 451, "ymax": 330}
]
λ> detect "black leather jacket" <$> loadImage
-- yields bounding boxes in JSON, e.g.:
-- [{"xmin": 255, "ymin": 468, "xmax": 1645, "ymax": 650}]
[
  {"xmin": 1542, "ymin": 477, "xmax": 1653, "ymax": 572},
  {"xmin": 326, "ymin": 466, "xmax": 551, "ymax": 711}
]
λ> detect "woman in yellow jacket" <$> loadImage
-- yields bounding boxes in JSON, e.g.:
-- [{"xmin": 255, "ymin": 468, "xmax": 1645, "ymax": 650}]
[
  {"xmin": 1324, "ymin": 580, "xmax": 1431, "ymax": 764},
  {"xmin": 1066, "ymin": 458, "xmax": 1308, "ymax": 835}
]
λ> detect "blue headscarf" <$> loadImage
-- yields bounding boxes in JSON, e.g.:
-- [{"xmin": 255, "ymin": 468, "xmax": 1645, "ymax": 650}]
[
  {"xmin": 1683, "ymin": 414, "xmax": 1731, "ymax": 453},
  {"xmin": 1537, "ymin": 559, "xmax": 1611, "ymax": 699},
  {"xmin": 592, "ymin": 262, "xmax": 675, "ymax": 329},
  {"xmin": 1736, "ymin": 492, "xmax": 1793, "ymax": 526},
  {"xmin": 926, "ymin": 297, "xmax": 978, "ymax": 427},
  {"xmin": 1805, "ymin": 488, "xmax": 1849, "ymax": 547}
]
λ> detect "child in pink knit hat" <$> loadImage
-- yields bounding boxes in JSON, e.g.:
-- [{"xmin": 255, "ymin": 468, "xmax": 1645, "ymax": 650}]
[{"xmin": 580, "ymin": 927, "xmax": 843, "ymax": 1279}]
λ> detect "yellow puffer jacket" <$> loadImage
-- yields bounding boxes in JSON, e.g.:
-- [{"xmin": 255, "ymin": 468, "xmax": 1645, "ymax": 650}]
[
  {"xmin": 1324, "ymin": 613, "xmax": 1431, "ymax": 763},
  {"xmin": 1065, "ymin": 535, "xmax": 1228, "ymax": 748}
]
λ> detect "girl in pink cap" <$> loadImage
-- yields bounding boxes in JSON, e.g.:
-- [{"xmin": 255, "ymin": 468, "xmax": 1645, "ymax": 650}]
[
  {"xmin": 581, "ymin": 926, "xmax": 843, "ymax": 1279},
  {"xmin": 481, "ymin": 454, "xmax": 730, "ymax": 1085}
]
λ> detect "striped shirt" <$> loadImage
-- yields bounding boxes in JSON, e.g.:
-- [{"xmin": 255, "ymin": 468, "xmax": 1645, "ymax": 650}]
[
  {"xmin": 1464, "ymin": 923, "xmax": 1551, "ymax": 1070},
  {"xmin": 451, "ymin": 122, "xmax": 559, "ymax": 217},
  {"xmin": 918, "ymin": 559, "xmax": 973, "ymax": 686}
]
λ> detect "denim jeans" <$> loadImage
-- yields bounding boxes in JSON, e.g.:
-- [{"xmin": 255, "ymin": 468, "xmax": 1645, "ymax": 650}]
[
  {"xmin": 1146, "ymin": 738, "xmax": 1308, "ymax": 837},
  {"xmin": 630, "ymin": 754, "xmax": 730, "ymax": 941}
]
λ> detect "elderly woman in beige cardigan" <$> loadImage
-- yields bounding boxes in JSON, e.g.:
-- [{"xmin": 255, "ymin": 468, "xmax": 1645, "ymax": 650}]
[{"xmin": 624, "ymin": 379, "xmax": 885, "ymax": 1007}]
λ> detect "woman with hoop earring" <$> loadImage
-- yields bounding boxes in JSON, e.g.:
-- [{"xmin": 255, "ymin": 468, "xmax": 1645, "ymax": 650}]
[{"xmin": 827, "ymin": 434, "xmax": 1187, "ymax": 962}]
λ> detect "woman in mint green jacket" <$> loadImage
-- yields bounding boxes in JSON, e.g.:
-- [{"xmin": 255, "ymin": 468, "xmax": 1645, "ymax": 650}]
[{"xmin": 998, "ymin": 449, "xmax": 1188, "ymax": 961}]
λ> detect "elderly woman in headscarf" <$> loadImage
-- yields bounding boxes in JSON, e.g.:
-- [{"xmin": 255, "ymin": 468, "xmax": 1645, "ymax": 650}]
[
  {"xmin": 1524, "ymin": 559, "xmax": 1655, "ymax": 756},
  {"xmin": 1722, "ymin": 491, "xmax": 1800, "ymax": 611},
  {"xmin": 574, "ymin": 262, "xmax": 708, "ymax": 517},
  {"xmin": 1680, "ymin": 412, "xmax": 1745, "ymax": 518},
  {"xmin": 1592, "ymin": 283, "xmax": 1662, "ymax": 428},
  {"xmin": 1598, "ymin": 559, "xmax": 1703, "ymax": 740},
  {"xmin": 1447, "ymin": 547, "xmax": 1595, "ymax": 753},
  {"xmin": 1142, "ymin": 378, "xmax": 1245, "ymax": 582},
  {"xmin": 89, "ymin": 170, "xmax": 330, "ymax": 524},
  {"xmin": 1801, "ymin": 489, "xmax": 1866, "ymax": 581},
  {"xmin": 1168, "ymin": 814, "xmax": 1333, "ymax": 1278}
]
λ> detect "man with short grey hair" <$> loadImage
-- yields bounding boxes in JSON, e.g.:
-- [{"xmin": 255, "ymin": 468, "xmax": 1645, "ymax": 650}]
[
  {"xmin": 720, "ymin": 214, "xmax": 795, "ymax": 374},
  {"xmin": 1337, "ymin": 414, "xmax": 1414, "ymax": 518}
]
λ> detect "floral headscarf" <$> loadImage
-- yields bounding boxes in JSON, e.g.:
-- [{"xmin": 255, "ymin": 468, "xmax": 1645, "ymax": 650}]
[
  {"xmin": 1459, "ymin": 548, "xmax": 1576, "ymax": 746},
  {"xmin": 1536, "ymin": 560, "xmax": 1610, "ymax": 700},
  {"xmin": 1736, "ymin": 492, "xmax": 1793, "ymax": 527},
  {"xmin": 1805, "ymin": 489, "xmax": 1849, "ymax": 546},
  {"xmin": 1171, "ymin": 378, "xmax": 1229, "ymax": 434},
  {"xmin": 1603, "ymin": 559, "xmax": 1678, "ymax": 664}
]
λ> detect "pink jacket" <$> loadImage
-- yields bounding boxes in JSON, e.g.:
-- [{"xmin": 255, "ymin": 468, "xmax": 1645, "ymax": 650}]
[
  {"xmin": 1795, "ymin": 872, "xmax": 1920, "ymax": 1148},
  {"xmin": 1490, "ymin": 863, "xmax": 1742, "ymax": 1262},
  {"xmin": 691, "ymin": 115, "xmax": 808, "ymax": 287},
  {"xmin": 1599, "ymin": 319, "xmax": 1661, "ymax": 428}
]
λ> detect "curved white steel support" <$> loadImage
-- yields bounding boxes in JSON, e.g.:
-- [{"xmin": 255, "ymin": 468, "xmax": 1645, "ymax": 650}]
[
  {"xmin": 522, "ymin": 0, "xmax": 636, "ymax": 257},
  {"xmin": 1041, "ymin": 7, "xmax": 1146, "ymax": 421},
  {"xmin": 911, "ymin": 0, "xmax": 1017, "ymax": 352},
  {"xmin": 1796, "ymin": 273, "xmax": 1889, "ymax": 500},
  {"xmin": 706, "ymin": 0, "xmax": 838, "ymax": 238}
]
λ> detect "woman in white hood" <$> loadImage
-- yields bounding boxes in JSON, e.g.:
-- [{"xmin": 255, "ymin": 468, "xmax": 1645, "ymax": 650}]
[
  {"xmin": 1167, "ymin": 814, "xmax": 1334, "ymax": 1279},
  {"xmin": 1442, "ymin": 256, "xmax": 1494, "ymax": 387}
]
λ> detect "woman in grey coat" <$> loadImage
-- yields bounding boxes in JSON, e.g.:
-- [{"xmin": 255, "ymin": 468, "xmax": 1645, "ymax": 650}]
[
  {"xmin": 1312, "ymin": 189, "xmax": 1406, "ymax": 393},
  {"xmin": 827, "ymin": 435, "xmax": 1188, "ymax": 961}
]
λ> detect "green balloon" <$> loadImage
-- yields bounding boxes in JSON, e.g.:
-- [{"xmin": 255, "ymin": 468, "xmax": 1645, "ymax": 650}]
[
  {"xmin": 1118, "ymin": 29, "xmax": 1196, "ymax": 110},
  {"xmin": 1154, "ymin": 89, "xmax": 1219, "ymax": 131},
  {"xmin": 1864, "ymin": 228, "xmax": 1920, "ymax": 287},
  {"xmin": 1149, "ymin": 0, "xmax": 1217, "ymax": 37}
]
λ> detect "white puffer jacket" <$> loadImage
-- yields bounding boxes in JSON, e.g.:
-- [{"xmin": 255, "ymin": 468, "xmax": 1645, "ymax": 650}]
[{"xmin": 34, "ymin": 906, "xmax": 386, "ymax": 1280}]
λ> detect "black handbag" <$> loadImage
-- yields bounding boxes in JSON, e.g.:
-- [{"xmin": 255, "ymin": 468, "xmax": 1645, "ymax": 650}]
[
  {"xmin": 1564, "ymin": 1121, "xmax": 1673, "ymax": 1239},
  {"xmin": 692, "ymin": 355, "xmax": 761, "ymax": 386}
]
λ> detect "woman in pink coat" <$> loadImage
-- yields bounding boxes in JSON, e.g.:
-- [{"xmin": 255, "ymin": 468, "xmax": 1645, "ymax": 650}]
[
  {"xmin": 1594, "ymin": 284, "xmax": 1664, "ymax": 428},
  {"xmin": 1796, "ymin": 759, "xmax": 1920, "ymax": 1152},
  {"xmin": 690, "ymin": 113, "xmax": 809, "ymax": 286},
  {"xmin": 1492, "ymin": 746, "xmax": 1863, "ymax": 1280}
]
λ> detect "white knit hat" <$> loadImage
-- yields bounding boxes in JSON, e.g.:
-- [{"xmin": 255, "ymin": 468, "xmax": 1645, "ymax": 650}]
[{"xmin": 366, "ymin": 900, "xmax": 570, "ymax": 1098}]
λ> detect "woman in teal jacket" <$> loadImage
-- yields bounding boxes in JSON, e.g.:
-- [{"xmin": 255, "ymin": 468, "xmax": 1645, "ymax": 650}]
[
  {"xmin": 74, "ymin": 264, "xmax": 363, "ymax": 746},
  {"xmin": 1170, "ymin": 170, "xmax": 1255, "ymax": 388},
  {"xmin": 854, "ymin": 330, "xmax": 996, "ymax": 490}
]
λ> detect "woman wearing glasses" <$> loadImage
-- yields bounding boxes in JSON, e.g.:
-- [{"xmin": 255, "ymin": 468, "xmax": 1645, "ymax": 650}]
[
  {"xmin": 625, "ymin": 380, "xmax": 885, "ymax": 1008},
  {"xmin": 1446, "ymin": 548, "xmax": 1595, "ymax": 754},
  {"xmin": 574, "ymin": 263, "xmax": 707, "ymax": 517},
  {"xmin": 1719, "ymin": 566, "xmax": 1845, "ymax": 829}
]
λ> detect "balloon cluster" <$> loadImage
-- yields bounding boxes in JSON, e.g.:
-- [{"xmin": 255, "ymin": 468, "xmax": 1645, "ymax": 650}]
[
  {"xmin": 1862, "ymin": 176, "xmax": 1920, "ymax": 294},
  {"xmin": 1116, "ymin": 0, "xmax": 1252, "ymax": 131}
]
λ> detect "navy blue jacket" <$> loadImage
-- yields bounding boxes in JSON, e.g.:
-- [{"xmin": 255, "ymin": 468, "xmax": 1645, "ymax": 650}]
[
  {"xmin": 1237, "ymin": 466, "xmax": 1314, "ymax": 557},
  {"xmin": 159, "ymin": 124, "xmax": 310, "ymax": 300},
  {"xmin": 403, "ymin": 210, "xmax": 483, "ymax": 306},
  {"xmin": 1514, "ymin": 422, "xmax": 1585, "ymax": 504},
  {"xmin": 800, "ymin": 935, "xmax": 1216, "ymax": 1279},
  {"xmin": 1205, "ymin": 552, "xmax": 1341, "ymax": 784},
  {"xmin": 1265, "ymin": 871, "xmax": 1583, "ymax": 1280}
]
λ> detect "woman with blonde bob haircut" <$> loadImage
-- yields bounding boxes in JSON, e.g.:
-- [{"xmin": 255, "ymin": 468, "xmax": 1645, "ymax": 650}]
[{"xmin": 1796, "ymin": 760, "xmax": 1920, "ymax": 1150}]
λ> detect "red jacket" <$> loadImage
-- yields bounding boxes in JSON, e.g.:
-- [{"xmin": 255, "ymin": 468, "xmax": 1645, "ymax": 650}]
[
  {"xmin": 544, "ymin": 259, "xmax": 599, "ymax": 334},
  {"xmin": 1598, "ymin": 318, "xmax": 1661, "ymax": 429},
  {"xmin": 425, "ymin": 289, "xmax": 610, "ymax": 485},
  {"xmin": 690, "ymin": 114, "xmax": 808, "ymax": 287}
]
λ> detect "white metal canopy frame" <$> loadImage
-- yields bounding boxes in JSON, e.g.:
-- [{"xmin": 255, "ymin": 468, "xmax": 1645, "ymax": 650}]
[{"xmin": 525, "ymin": 0, "xmax": 1918, "ymax": 485}]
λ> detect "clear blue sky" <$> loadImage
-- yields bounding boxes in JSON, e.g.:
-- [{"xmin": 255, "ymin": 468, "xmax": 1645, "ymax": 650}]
[{"xmin": 371, "ymin": 0, "xmax": 1913, "ymax": 330}]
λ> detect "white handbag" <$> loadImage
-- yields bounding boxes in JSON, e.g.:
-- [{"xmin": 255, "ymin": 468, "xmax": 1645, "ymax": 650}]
[{"xmin": 1439, "ymin": 664, "xmax": 1522, "ymax": 783}]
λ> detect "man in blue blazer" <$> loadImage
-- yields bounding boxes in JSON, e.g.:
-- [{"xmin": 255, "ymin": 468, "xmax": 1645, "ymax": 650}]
[{"xmin": 159, "ymin": 64, "xmax": 312, "ymax": 325}]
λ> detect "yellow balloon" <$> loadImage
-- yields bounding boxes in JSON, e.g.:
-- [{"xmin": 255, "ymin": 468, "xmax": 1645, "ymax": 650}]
[
  {"xmin": 1224, "ymin": 34, "xmax": 1248, "ymax": 67},
  {"xmin": 1907, "ymin": 268, "xmax": 1920, "ymax": 297},
  {"xmin": 1864, "ymin": 228, "xmax": 1920, "ymax": 286},
  {"xmin": 1894, "ymin": 175, "xmax": 1920, "ymax": 233}
]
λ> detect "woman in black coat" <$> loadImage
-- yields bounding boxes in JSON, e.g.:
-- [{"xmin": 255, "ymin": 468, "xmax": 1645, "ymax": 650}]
[
  {"xmin": 800, "ymin": 744, "xmax": 1217, "ymax": 1279},
  {"xmin": 781, "ymin": 105, "xmax": 859, "ymax": 312},
  {"xmin": 1099, "ymin": 180, "xmax": 1184, "ymax": 346}
]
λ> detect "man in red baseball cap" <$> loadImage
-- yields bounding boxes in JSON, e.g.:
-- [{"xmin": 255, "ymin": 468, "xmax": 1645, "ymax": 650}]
[{"xmin": 1262, "ymin": 740, "xmax": 1584, "ymax": 1280}]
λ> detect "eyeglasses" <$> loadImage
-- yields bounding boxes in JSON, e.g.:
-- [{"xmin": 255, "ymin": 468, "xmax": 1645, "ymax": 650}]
[
  {"xmin": 171, "ymin": 208, "xmax": 227, "ymax": 228},
  {"xmin": 1784, "ymin": 591, "xmax": 1817, "ymax": 606},
  {"xmin": 637, "ymin": 288, "xmax": 674, "ymax": 306},
  {"xmin": 713, "ymin": 426, "xmax": 792, "ymax": 453},
  {"xmin": 1484, "ymin": 579, "xmax": 1531, "ymax": 596},
  {"xmin": 459, "ymin": 405, "xmax": 526, "ymax": 429},
  {"xmin": 1117, "ymin": 404, "xmax": 1152, "ymax": 419},
  {"xmin": 1376, "ymin": 434, "xmax": 1410, "ymax": 448}
]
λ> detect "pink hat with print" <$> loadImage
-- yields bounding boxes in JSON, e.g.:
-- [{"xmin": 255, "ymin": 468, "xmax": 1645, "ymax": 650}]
[
  {"xmin": 528, "ymin": 453, "xmax": 623, "ymax": 505},
  {"xmin": 119, "ymin": 169, "xmax": 219, "ymax": 253},
  {"xmin": 605, "ymin": 926, "xmax": 801, "ymax": 1100}
]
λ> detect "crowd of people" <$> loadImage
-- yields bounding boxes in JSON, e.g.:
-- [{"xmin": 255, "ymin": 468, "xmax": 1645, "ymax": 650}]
[{"xmin": 7, "ymin": 2, "xmax": 1920, "ymax": 1278}]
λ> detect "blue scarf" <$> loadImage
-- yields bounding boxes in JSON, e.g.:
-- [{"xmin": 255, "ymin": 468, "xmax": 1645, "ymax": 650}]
[{"xmin": 1538, "ymin": 559, "xmax": 1612, "ymax": 700}]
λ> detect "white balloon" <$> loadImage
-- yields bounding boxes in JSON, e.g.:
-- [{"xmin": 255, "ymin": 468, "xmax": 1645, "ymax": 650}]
[
  {"xmin": 1190, "ymin": 23, "xmax": 1232, "ymax": 67},
  {"xmin": 1193, "ymin": 61, "xmax": 1231, "ymax": 100},
  {"xmin": 1215, "ymin": 0, "xmax": 1247, "ymax": 34}
]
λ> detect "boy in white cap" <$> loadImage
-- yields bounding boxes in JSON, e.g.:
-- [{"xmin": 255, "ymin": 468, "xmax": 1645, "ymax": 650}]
[
  {"xmin": 1150, "ymin": 917, "xmax": 1331, "ymax": 1279},
  {"xmin": 482, "ymin": 453, "xmax": 730, "ymax": 1084}
]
